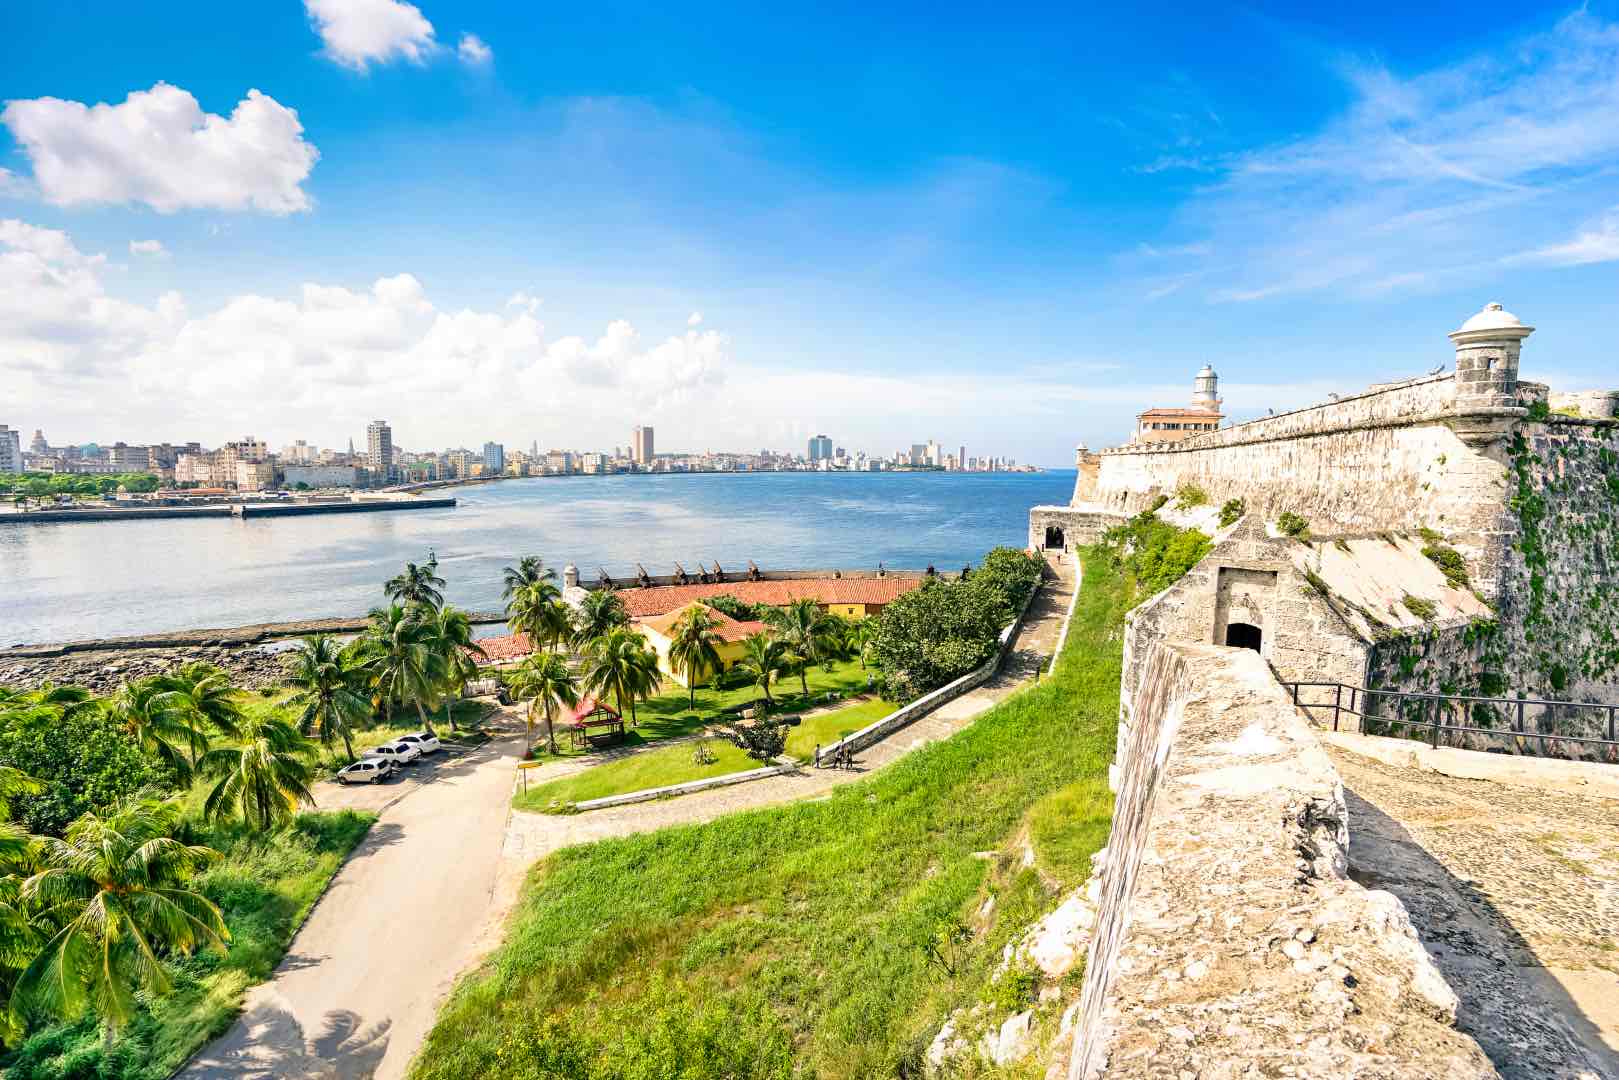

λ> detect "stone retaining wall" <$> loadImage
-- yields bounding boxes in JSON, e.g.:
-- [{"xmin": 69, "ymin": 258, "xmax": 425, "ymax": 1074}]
[{"xmin": 1069, "ymin": 642, "xmax": 1497, "ymax": 1079}]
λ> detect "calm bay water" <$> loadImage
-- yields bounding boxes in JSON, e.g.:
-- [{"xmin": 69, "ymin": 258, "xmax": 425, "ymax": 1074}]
[{"xmin": 0, "ymin": 470, "xmax": 1073, "ymax": 645}]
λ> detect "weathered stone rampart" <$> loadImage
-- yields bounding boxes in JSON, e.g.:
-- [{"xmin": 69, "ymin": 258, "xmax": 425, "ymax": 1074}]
[{"xmin": 1068, "ymin": 642, "xmax": 1497, "ymax": 1079}]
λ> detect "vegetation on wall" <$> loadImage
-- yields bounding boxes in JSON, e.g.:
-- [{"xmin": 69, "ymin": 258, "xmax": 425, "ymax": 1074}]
[
  {"xmin": 1276, "ymin": 511, "xmax": 1312, "ymax": 541},
  {"xmin": 1217, "ymin": 498, "xmax": 1246, "ymax": 528},
  {"xmin": 1172, "ymin": 483, "xmax": 1207, "ymax": 510},
  {"xmin": 1096, "ymin": 511, "xmax": 1213, "ymax": 599}
]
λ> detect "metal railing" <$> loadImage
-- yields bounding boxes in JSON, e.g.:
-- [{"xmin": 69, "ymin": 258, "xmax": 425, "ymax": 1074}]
[{"xmin": 1281, "ymin": 681, "xmax": 1619, "ymax": 763}]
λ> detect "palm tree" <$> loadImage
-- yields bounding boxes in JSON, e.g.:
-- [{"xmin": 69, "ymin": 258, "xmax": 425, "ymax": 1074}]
[
  {"xmin": 736, "ymin": 633, "xmax": 786, "ymax": 708},
  {"xmin": 766, "ymin": 598, "xmax": 834, "ymax": 697},
  {"xmin": 151, "ymin": 661, "xmax": 242, "ymax": 775},
  {"xmin": 355, "ymin": 604, "xmax": 445, "ymax": 734},
  {"xmin": 384, "ymin": 552, "xmax": 446, "ymax": 610},
  {"xmin": 107, "ymin": 678, "xmax": 195, "ymax": 783},
  {"xmin": 667, "ymin": 607, "xmax": 723, "ymax": 710},
  {"xmin": 502, "ymin": 555, "xmax": 556, "ymax": 600},
  {"xmin": 507, "ymin": 581, "xmax": 569, "ymax": 654},
  {"xmin": 582, "ymin": 627, "xmax": 661, "ymax": 728},
  {"xmin": 571, "ymin": 588, "xmax": 628, "ymax": 649},
  {"xmin": 200, "ymin": 711, "xmax": 316, "ymax": 831},
  {"xmin": 14, "ymin": 799, "xmax": 228, "ymax": 1047},
  {"xmin": 284, "ymin": 634, "xmax": 372, "ymax": 762},
  {"xmin": 507, "ymin": 652, "xmax": 578, "ymax": 754},
  {"xmin": 848, "ymin": 617, "xmax": 876, "ymax": 670},
  {"xmin": 422, "ymin": 605, "xmax": 486, "ymax": 732}
]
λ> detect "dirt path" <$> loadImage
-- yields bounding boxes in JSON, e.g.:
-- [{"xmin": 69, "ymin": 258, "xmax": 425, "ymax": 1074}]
[{"xmin": 1327, "ymin": 743, "xmax": 1619, "ymax": 1080}]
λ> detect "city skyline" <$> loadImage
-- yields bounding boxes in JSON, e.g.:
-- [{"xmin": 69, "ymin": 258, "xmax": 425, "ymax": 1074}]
[{"xmin": 7, "ymin": 5, "xmax": 1619, "ymax": 466}]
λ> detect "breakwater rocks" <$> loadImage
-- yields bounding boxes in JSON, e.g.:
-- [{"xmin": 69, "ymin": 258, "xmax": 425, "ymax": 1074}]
[{"xmin": 0, "ymin": 613, "xmax": 505, "ymax": 695}]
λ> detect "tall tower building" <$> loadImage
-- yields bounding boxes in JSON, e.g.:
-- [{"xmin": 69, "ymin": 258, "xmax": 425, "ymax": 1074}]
[
  {"xmin": 632, "ymin": 425, "xmax": 655, "ymax": 465},
  {"xmin": 0, "ymin": 425, "xmax": 21, "ymax": 474},
  {"xmin": 366, "ymin": 420, "xmax": 393, "ymax": 479},
  {"xmin": 483, "ymin": 441, "xmax": 505, "ymax": 473},
  {"xmin": 808, "ymin": 434, "xmax": 833, "ymax": 462}
]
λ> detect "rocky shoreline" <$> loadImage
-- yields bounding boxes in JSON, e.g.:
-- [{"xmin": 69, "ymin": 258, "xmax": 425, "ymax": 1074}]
[{"xmin": 0, "ymin": 612, "xmax": 505, "ymax": 695}]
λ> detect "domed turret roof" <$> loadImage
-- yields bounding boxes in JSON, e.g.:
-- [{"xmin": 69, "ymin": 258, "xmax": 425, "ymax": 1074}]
[
  {"xmin": 1457, "ymin": 302, "xmax": 1524, "ymax": 333},
  {"xmin": 1196, "ymin": 364, "xmax": 1216, "ymax": 377}
]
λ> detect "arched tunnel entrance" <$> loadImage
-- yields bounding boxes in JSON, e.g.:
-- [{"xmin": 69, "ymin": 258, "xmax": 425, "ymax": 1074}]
[
  {"xmin": 1044, "ymin": 525, "xmax": 1065, "ymax": 550},
  {"xmin": 1225, "ymin": 622, "xmax": 1263, "ymax": 652}
]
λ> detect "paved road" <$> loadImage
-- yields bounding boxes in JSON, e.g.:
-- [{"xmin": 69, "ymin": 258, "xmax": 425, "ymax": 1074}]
[
  {"xmin": 182, "ymin": 558, "xmax": 1078, "ymax": 1080},
  {"xmin": 180, "ymin": 735, "xmax": 525, "ymax": 1080}
]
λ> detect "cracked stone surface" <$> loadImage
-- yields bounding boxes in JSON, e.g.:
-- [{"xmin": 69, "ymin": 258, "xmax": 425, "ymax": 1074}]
[{"xmin": 1329, "ymin": 743, "xmax": 1619, "ymax": 1080}]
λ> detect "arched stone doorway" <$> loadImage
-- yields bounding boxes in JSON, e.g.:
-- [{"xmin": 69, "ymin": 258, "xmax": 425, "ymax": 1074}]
[
  {"xmin": 1044, "ymin": 525, "xmax": 1065, "ymax": 550},
  {"xmin": 1225, "ymin": 622, "xmax": 1262, "ymax": 652}
]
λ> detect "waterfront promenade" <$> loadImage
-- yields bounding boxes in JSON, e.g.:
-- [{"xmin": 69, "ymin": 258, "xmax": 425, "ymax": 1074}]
[{"xmin": 0, "ymin": 494, "xmax": 454, "ymax": 524}]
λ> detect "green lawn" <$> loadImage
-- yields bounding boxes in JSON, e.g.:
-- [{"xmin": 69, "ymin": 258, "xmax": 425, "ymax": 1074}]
[
  {"xmin": 3, "ymin": 810, "xmax": 375, "ymax": 1080},
  {"xmin": 513, "ymin": 697, "xmax": 900, "ymax": 812},
  {"xmin": 410, "ymin": 553, "xmax": 1132, "ymax": 1080}
]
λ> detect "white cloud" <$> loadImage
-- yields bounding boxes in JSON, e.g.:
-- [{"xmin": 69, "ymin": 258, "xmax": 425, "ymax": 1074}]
[
  {"xmin": 457, "ymin": 33, "xmax": 492, "ymax": 66},
  {"xmin": 687, "ymin": 311, "xmax": 702, "ymax": 326},
  {"xmin": 1, "ymin": 84, "xmax": 318, "ymax": 214},
  {"xmin": 129, "ymin": 239, "xmax": 167, "ymax": 258},
  {"xmin": 1512, "ymin": 207, "xmax": 1619, "ymax": 266},
  {"xmin": 305, "ymin": 0, "xmax": 437, "ymax": 70},
  {"xmin": 506, "ymin": 291, "xmax": 541, "ymax": 312},
  {"xmin": 0, "ymin": 168, "xmax": 29, "ymax": 198},
  {"xmin": 1142, "ymin": 12, "xmax": 1619, "ymax": 303}
]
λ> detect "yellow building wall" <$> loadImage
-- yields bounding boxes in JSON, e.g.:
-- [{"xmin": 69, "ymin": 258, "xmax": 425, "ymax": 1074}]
[{"xmin": 642, "ymin": 628, "xmax": 749, "ymax": 688}]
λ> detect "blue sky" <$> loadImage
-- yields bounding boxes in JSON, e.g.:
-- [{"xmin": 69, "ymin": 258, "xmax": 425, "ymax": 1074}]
[{"xmin": 3, "ymin": 1, "xmax": 1618, "ymax": 465}]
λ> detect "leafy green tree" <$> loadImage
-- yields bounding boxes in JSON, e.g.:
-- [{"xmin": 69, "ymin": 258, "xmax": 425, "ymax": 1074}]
[
  {"xmin": 735, "ymin": 634, "xmax": 787, "ymax": 708},
  {"xmin": 422, "ymin": 605, "xmax": 487, "ymax": 731},
  {"xmin": 973, "ymin": 547, "xmax": 1045, "ymax": 611},
  {"xmin": 571, "ymin": 588, "xmax": 628, "ymax": 649},
  {"xmin": 384, "ymin": 552, "xmax": 446, "ymax": 610},
  {"xmin": 0, "ymin": 686, "xmax": 163, "ymax": 838},
  {"xmin": 508, "ymin": 653, "xmax": 578, "ymax": 754},
  {"xmin": 581, "ymin": 628, "xmax": 661, "ymax": 727},
  {"xmin": 871, "ymin": 579, "xmax": 1011, "ymax": 701},
  {"xmin": 150, "ymin": 662, "xmax": 242, "ymax": 775},
  {"xmin": 355, "ymin": 604, "xmax": 446, "ymax": 734},
  {"xmin": 502, "ymin": 555, "xmax": 556, "ymax": 600},
  {"xmin": 284, "ymin": 635, "xmax": 372, "ymax": 762},
  {"xmin": 765, "ymin": 599, "xmax": 834, "ymax": 698},
  {"xmin": 13, "ymin": 799, "xmax": 227, "ymax": 1047},
  {"xmin": 668, "ymin": 607, "xmax": 724, "ymax": 710},
  {"xmin": 199, "ymin": 712, "xmax": 316, "ymax": 831},
  {"xmin": 719, "ymin": 717, "xmax": 788, "ymax": 763},
  {"xmin": 106, "ymin": 679, "xmax": 196, "ymax": 784}
]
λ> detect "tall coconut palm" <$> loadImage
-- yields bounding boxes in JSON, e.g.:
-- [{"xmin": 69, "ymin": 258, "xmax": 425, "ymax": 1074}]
[
  {"xmin": 151, "ymin": 662, "xmax": 242, "ymax": 775},
  {"xmin": 384, "ymin": 552, "xmax": 445, "ymax": 610},
  {"xmin": 501, "ymin": 555, "xmax": 556, "ymax": 600},
  {"xmin": 766, "ymin": 598, "xmax": 834, "ymax": 697},
  {"xmin": 199, "ymin": 711, "xmax": 316, "ymax": 831},
  {"xmin": 355, "ymin": 604, "xmax": 445, "ymax": 734},
  {"xmin": 422, "ymin": 605, "xmax": 486, "ymax": 732},
  {"xmin": 582, "ymin": 627, "xmax": 661, "ymax": 728},
  {"xmin": 667, "ymin": 607, "xmax": 723, "ymax": 710},
  {"xmin": 507, "ymin": 652, "xmax": 578, "ymax": 754},
  {"xmin": 14, "ymin": 798, "xmax": 227, "ymax": 1047},
  {"xmin": 848, "ymin": 617, "xmax": 876, "ymax": 671},
  {"xmin": 507, "ymin": 581, "xmax": 569, "ymax": 654},
  {"xmin": 284, "ymin": 634, "xmax": 372, "ymax": 762},
  {"xmin": 736, "ymin": 633, "xmax": 786, "ymax": 708},
  {"xmin": 571, "ymin": 588, "xmax": 628, "ymax": 649},
  {"xmin": 107, "ymin": 678, "xmax": 195, "ymax": 783}
]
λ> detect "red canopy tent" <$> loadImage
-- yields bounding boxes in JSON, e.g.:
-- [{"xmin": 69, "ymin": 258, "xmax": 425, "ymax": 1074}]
[{"xmin": 562, "ymin": 696, "xmax": 626, "ymax": 750}]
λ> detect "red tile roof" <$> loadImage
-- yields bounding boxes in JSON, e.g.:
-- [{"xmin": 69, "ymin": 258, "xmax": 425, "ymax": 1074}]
[
  {"xmin": 615, "ymin": 577, "xmax": 920, "ymax": 617},
  {"xmin": 468, "ymin": 633, "xmax": 533, "ymax": 664},
  {"xmin": 638, "ymin": 604, "xmax": 768, "ymax": 643}
]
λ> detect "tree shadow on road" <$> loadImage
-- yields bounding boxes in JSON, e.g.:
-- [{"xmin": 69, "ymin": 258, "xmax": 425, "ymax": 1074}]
[{"xmin": 181, "ymin": 1005, "xmax": 390, "ymax": 1079}]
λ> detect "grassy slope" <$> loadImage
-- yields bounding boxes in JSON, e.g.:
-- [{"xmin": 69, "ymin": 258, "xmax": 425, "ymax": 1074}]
[
  {"xmin": 513, "ymin": 698, "xmax": 895, "ymax": 811},
  {"xmin": 5, "ymin": 811, "xmax": 375, "ymax": 1080},
  {"xmin": 410, "ymin": 556, "xmax": 1129, "ymax": 1080}
]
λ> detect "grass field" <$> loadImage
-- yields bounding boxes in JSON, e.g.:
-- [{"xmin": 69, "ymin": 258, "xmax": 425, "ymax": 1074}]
[
  {"xmin": 513, "ymin": 697, "xmax": 898, "ymax": 811},
  {"xmin": 3, "ymin": 811, "xmax": 375, "ymax": 1080},
  {"xmin": 409, "ymin": 553, "xmax": 1131, "ymax": 1080}
]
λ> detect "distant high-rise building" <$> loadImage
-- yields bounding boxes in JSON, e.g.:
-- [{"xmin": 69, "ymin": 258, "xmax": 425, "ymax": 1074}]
[
  {"xmin": 958, "ymin": 445, "xmax": 966, "ymax": 472},
  {"xmin": 29, "ymin": 429, "xmax": 46, "ymax": 454},
  {"xmin": 632, "ymin": 425, "xmax": 655, "ymax": 465},
  {"xmin": 366, "ymin": 420, "xmax": 393, "ymax": 478},
  {"xmin": 808, "ymin": 434, "xmax": 833, "ymax": 462},
  {"xmin": 483, "ymin": 441, "xmax": 506, "ymax": 473},
  {"xmin": 0, "ymin": 425, "xmax": 21, "ymax": 474}
]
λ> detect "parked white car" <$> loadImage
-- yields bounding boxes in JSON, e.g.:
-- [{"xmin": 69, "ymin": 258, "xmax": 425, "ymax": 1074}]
[
  {"xmin": 363, "ymin": 740, "xmax": 422, "ymax": 769},
  {"xmin": 396, "ymin": 731, "xmax": 442, "ymax": 755},
  {"xmin": 335, "ymin": 759, "xmax": 393, "ymax": 785}
]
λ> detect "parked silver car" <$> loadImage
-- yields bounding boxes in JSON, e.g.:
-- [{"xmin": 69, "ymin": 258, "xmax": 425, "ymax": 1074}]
[{"xmin": 336, "ymin": 758, "xmax": 393, "ymax": 785}]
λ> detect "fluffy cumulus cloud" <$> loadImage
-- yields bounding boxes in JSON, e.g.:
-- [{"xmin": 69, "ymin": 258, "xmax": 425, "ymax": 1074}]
[
  {"xmin": 1, "ymin": 220, "xmax": 727, "ymax": 444},
  {"xmin": 1, "ymin": 84, "xmax": 318, "ymax": 214},
  {"xmin": 129, "ymin": 239, "xmax": 167, "ymax": 257},
  {"xmin": 305, "ymin": 0, "xmax": 437, "ymax": 70},
  {"xmin": 457, "ymin": 33, "xmax": 492, "ymax": 66},
  {"xmin": 1515, "ymin": 206, "xmax": 1619, "ymax": 267}
]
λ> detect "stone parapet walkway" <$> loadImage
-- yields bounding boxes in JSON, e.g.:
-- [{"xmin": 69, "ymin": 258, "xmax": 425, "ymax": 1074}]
[{"xmin": 1328, "ymin": 743, "xmax": 1619, "ymax": 1080}]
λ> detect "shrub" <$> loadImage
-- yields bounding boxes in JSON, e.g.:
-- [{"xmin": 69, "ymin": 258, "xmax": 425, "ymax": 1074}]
[
  {"xmin": 973, "ymin": 547, "xmax": 1045, "ymax": 612},
  {"xmin": 0, "ymin": 698, "xmax": 170, "ymax": 837},
  {"xmin": 871, "ymin": 578, "xmax": 1011, "ymax": 701},
  {"xmin": 1217, "ymin": 498, "xmax": 1245, "ymax": 528},
  {"xmin": 1276, "ymin": 512, "xmax": 1311, "ymax": 541},
  {"xmin": 1146, "ymin": 493, "xmax": 1170, "ymax": 513},
  {"xmin": 1422, "ymin": 543, "xmax": 1471, "ymax": 590},
  {"xmin": 1401, "ymin": 594, "xmax": 1437, "ymax": 621},
  {"xmin": 718, "ymin": 718, "xmax": 788, "ymax": 763},
  {"xmin": 1173, "ymin": 483, "xmax": 1208, "ymax": 510},
  {"xmin": 703, "ymin": 594, "xmax": 766, "ymax": 621},
  {"xmin": 1098, "ymin": 511, "xmax": 1213, "ymax": 599}
]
